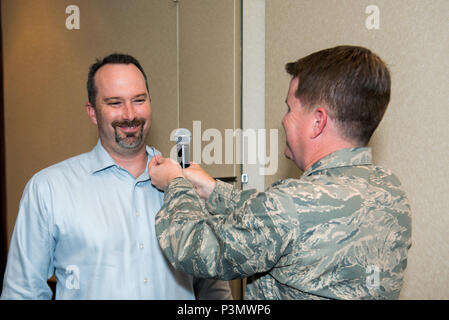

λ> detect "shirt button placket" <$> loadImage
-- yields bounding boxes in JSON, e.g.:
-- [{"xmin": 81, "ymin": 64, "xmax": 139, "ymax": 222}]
[{"xmin": 134, "ymin": 182, "xmax": 147, "ymax": 294}]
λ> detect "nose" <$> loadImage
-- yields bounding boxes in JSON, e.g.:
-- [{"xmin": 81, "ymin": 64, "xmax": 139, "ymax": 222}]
[{"xmin": 123, "ymin": 101, "xmax": 136, "ymax": 120}]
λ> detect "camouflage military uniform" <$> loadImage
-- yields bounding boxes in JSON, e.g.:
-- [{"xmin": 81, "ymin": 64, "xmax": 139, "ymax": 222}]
[{"xmin": 155, "ymin": 148, "xmax": 412, "ymax": 299}]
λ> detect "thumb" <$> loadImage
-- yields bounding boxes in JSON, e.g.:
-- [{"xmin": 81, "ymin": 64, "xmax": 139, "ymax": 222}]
[
  {"xmin": 155, "ymin": 154, "xmax": 166, "ymax": 164},
  {"xmin": 149, "ymin": 155, "xmax": 162, "ymax": 168}
]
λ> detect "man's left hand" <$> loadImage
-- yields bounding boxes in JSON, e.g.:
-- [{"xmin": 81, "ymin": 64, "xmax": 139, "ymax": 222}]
[{"xmin": 148, "ymin": 155, "xmax": 184, "ymax": 191}]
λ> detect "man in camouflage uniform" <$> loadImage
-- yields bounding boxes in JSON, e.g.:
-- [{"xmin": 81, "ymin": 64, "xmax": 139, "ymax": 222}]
[{"xmin": 149, "ymin": 46, "xmax": 412, "ymax": 299}]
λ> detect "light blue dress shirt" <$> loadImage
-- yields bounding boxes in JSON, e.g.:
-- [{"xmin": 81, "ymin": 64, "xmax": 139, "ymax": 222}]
[{"xmin": 1, "ymin": 140, "xmax": 230, "ymax": 299}]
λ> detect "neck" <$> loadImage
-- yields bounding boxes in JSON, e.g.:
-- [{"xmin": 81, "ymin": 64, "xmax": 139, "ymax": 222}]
[{"xmin": 103, "ymin": 143, "xmax": 148, "ymax": 179}]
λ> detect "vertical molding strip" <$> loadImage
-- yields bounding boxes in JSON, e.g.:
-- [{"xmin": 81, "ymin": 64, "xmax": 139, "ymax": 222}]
[
  {"xmin": 0, "ymin": 1, "xmax": 8, "ymax": 293},
  {"xmin": 176, "ymin": 0, "xmax": 180, "ymax": 128},
  {"xmin": 241, "ymin": 0, "xmax": 265, "ymax": 191}
]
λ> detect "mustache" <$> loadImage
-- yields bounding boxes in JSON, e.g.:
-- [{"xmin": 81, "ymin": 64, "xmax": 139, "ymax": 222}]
[{"xmin": 111, "ymin": 119, "xmax": 145, "ymax": 128}]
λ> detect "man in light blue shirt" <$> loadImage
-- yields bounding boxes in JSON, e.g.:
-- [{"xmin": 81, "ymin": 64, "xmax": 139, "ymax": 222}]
[{"xmin": 0, "ymin": 53, "xmax": 232, "ymax": 299}]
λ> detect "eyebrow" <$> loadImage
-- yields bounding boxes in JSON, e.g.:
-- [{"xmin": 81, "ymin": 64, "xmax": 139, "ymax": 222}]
[
  {"xmin": 133, "ymin": 93, "xmax": 148, "ymax": 99},
  {"xmin": 103, "ymin": 93, "xmax": 148, "ymax": 103}
]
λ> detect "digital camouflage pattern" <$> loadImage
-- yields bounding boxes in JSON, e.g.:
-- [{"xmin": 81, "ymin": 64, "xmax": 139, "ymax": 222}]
[{"xmin": 155, "ymin": 148, "xmax": 412, "ymax": 299}]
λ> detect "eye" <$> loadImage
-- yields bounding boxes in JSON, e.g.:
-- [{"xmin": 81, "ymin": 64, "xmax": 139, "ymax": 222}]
[{"xmin": 106, "ymin": 99, "xmax": 122, "ymax": 105}]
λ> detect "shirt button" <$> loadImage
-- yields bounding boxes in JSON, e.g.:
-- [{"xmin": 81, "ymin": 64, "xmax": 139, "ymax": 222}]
[
  {"xmin": 139, "ymin": 243, "xmax": 144, "ymax": 249},
  {"xmin": 136, "ymin": 211, "xmax": 141, "ymax": 217},
  {"xmin": 143, "ymin": 278, "xmax": 148, "ymax": 283}
]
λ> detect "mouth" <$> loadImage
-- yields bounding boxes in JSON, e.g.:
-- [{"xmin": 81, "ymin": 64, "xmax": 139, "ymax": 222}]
[
  {"xmin": 117, "ymin": 125, "xmax": 140, "ymax": 134},
  {"xmin": 112, "ymin": 119, "xmax": 145, "ymax": 135},
  {"xmin": 284, "ymin": 143, "xmax": 292, "ymax": 160}
]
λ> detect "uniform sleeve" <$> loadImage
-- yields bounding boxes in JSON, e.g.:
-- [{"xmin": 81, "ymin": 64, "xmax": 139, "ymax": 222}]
[
  {"xmin": 204, "ymin": 180, "xmax": 254, "ymax": 215},
  {"xmin": 155, "ymin": 178, "xmax": 299, "ymax": 281},
  {"xmin": 193, "ymin": 278, "xmax": 233, "ymax": 300},
  {"xmin": 1, "ymin": 176, "xmax": 55, "ymax": 300}
]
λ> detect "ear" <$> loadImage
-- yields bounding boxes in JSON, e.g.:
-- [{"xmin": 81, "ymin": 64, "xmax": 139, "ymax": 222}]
[
  {"xmin": 86, "ymin": 102, "xmax": 98, "ymax": 125},
  {"xmin": 310, "ymin": 107, "xmax": 327, "ymax": 139}
]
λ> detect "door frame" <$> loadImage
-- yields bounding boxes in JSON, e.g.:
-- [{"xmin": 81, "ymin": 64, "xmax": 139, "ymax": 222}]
[{"xmin": 0, "ymin": 2, "xmax": 8, "ymax": 293}]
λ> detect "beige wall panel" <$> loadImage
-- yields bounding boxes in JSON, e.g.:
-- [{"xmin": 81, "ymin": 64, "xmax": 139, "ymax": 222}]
[
  {"xmin": 178, "ymin": 0, "xmax": 241, "ymax": 179},
  {"xmin": 266, "ymin": 0, "xmax": 449, "ymax": 299},
  {"xmin": 2, "ymin": 0, "xmax": 178, "ymax": 243}
]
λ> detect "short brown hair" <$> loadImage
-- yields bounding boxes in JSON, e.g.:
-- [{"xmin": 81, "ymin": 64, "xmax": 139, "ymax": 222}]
[
  {"xmin": 87, "ymin": 53, "xmax": 150, "ymax": 107},
  {"xmin": 285, "ymin": 45, "xmax": 391, "ymax": 145}
]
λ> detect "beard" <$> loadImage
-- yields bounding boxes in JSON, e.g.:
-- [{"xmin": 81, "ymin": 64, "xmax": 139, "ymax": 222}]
[{"xmin": 111, "ymin": 119, "xmax": 146, "ymax": 149}]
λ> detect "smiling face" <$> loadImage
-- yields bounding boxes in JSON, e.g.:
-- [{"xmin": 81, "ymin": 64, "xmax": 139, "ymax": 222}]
[{"xmin": 87, "ymin": 63, "xmax": 152, "ymax": 157}]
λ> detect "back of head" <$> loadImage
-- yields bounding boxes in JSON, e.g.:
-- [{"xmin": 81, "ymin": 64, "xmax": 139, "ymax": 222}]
[
  {"xmin": 286, "ymin": 45, "xmax": 391, "ymax": 146},
  {"xmin": 87, "ymin": 53, "xmax": 150, "ymax": 107}
]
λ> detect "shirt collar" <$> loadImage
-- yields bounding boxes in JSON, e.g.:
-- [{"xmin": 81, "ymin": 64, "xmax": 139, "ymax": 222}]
[
  {"xmin": 89, "ymin": 139, "xmax": 159, "ymax": 175},
  {"xmin": 302, "ymin": 147, "xmax": 373, "ymax": 177}
]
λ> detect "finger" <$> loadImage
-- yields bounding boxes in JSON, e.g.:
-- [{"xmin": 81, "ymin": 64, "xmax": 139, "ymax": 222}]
[
  {"xmin": 184, "ymin": 162, "xmax": 199, "ymax": 170},
  {"xmin": 154, "ymin": 154, "xmax": 165, "ymax": 164},
  {"xmin": 148, "ymin": 156, "xmax": 159, "ymax": 168},
  {"xmin": 169, "ymin": 158, "xmax": 182, "ymax": 166}
]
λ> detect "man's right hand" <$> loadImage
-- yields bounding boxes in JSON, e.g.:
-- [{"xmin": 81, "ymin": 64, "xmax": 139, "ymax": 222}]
[{"xmin": 183, "ymin": 163, "xmax": 216, "ymax": 200}]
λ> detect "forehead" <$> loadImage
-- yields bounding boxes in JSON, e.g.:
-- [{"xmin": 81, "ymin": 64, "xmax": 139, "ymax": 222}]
[
  {"xmin": 286, "ymin": 77, "xmax": 299, "ymax": 101},
  {"xmin": 94, "ymin": 64, "xmax": 147, "ymax": 97}
]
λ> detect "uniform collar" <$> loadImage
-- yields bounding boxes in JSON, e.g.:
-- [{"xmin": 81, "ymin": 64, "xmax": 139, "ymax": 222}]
[
  {"xmin": 302, "ymin": 147, "xmax": 372, "ymax": 177},
  {"xmin": 88, "ymin": 139, "xmax": 158, "ymax": 175}
]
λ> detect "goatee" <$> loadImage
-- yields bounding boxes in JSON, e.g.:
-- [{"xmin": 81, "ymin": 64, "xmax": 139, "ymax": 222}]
[{"xmin": 112, "ymin": 119, "xmax": 146, "ymax": 149}]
